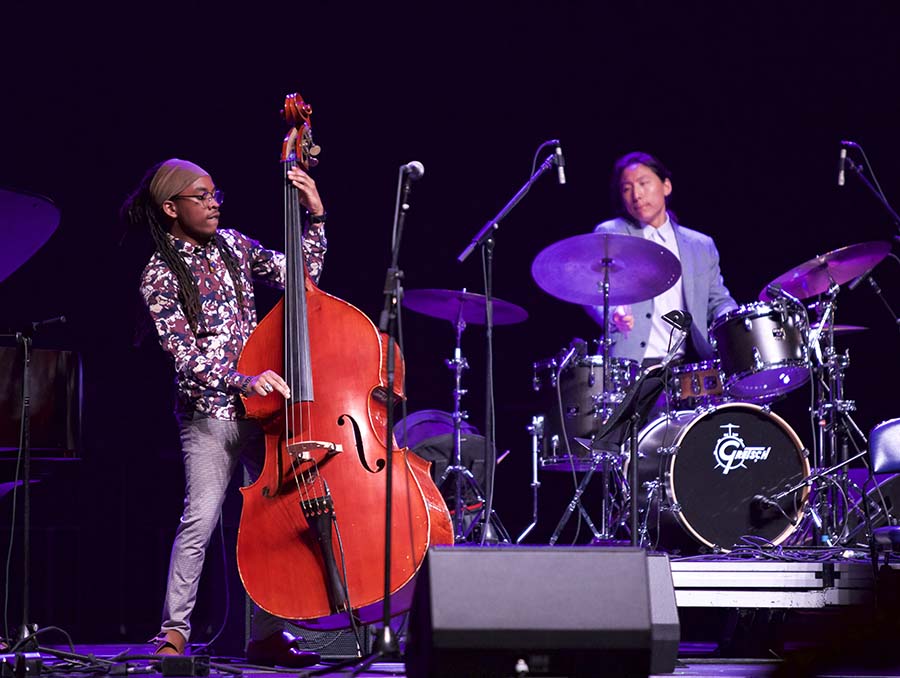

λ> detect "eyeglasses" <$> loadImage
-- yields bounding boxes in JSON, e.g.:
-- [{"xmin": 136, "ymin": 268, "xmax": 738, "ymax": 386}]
[{"xmin": 171, "ymin": 189, "xmax": 224, "ymax": 206}]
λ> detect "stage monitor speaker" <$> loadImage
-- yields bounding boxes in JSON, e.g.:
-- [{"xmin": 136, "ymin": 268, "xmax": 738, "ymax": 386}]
[{"xmin": 405, "ymin": 546, "xmax": 680, "ymax": 678}]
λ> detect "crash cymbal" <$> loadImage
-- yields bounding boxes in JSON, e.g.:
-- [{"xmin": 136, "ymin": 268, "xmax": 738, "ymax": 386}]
[
  {"xmin": 0, "ymin": 187, "xmax": 60, "ymax": 284},
  {"xmin": 810, "ymin": 323, "xmax": 868, "ymax": 335},
  {"xmin": 531, "ymin": 232, "xmax": 681, "ymax": 305},
  {"xmin": 402, "ymin": 289, "xmax": 528, "ymax": 325},
  {"xmin": 759, "ymin": 241, "xmax": 891, "ymax": 301}
]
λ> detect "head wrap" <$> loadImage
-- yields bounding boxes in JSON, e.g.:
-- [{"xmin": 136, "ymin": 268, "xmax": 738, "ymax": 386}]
[{"xmin": 149, "ymin": 158, "xmax": 210, "ymax": 207}]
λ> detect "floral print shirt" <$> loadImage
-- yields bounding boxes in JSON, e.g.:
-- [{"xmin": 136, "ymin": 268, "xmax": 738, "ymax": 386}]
[{"xmin": 140, "ymin": 227, "xmax": 327, "ymax": 420}]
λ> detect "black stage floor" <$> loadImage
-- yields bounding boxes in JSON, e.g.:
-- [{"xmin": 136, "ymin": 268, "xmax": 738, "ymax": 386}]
[{"xmin": 10, "ymin": 643, "xmax": 900, "ymax": 678}]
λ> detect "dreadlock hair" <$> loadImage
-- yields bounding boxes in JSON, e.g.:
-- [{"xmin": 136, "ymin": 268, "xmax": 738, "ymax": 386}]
[{"xmin": 120, "ymin": 161, "xmax": 248, "ymax": 333}]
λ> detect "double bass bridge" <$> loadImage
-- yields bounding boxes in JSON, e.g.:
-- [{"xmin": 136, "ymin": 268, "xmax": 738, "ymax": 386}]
[{"xmin": 287, "ymin": 440, "xmax": 343, "ymax": 463}]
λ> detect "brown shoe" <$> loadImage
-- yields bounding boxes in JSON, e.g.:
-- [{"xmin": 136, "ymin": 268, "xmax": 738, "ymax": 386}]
[
  {"xmin": 154, "ymin": 630, "xmax": 186, "ymax": 656},
  {"xmin": 246, "ymin": 631, "xmax": 320, "ymax": 668}
]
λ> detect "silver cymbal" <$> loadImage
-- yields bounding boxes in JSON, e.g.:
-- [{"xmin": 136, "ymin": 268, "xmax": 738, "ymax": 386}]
[{"xmin": 531, "ymin": 232, "xmax": 681, "ymax": 305}]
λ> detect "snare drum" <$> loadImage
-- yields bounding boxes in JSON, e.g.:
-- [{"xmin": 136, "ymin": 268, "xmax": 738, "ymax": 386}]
[
  {"xmin": 710, "ymin": 301, "xmax": 810, "ymax": 401},
  {"xmin": 627, "ymin": 402, "xmax": 810, "ymax": 553},
  {"xmin": 533, "ymin": 351, "xmax": 639, "ymax": 471},
  {"xmin": 668, "ymin": 360, "xmax": 726, "ymax": 410}
]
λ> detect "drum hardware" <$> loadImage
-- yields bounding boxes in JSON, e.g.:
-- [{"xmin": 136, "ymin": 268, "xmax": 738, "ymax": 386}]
[
  {"xmin": 756, "ymin": 447, "xmax": 870, "ymax": 543},
  {"xmin": 637, "ymin": 480, "xmax": 662, "ymax": 548},
  {"xmin": 760, "ymin": 243, "xmax": 890, "ymax": 548},
  {"xmin": 402, "ymin": 288, "xmax": 527, "ymax": 542},
  {"xmin": 532, "ymin": 343, "xmax": 640, "ymax": 543},
  {"xmin": 515, "ymin": 415, "xmax": 544, "ymax": 544},
  {"xmin": 547, "ymin": 443, "xmax": 630, "ymax": 546}
]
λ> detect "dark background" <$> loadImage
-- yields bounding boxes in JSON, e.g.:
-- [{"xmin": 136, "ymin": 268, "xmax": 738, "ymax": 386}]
[{"xmin": 1, "ymin": 2, "xmax": 899, "ymax": 648}]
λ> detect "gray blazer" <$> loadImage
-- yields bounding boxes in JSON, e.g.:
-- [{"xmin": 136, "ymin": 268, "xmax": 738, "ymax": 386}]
[{"xmin": 586, "ymin": 217, "xmax": 738, "ymax": 363}]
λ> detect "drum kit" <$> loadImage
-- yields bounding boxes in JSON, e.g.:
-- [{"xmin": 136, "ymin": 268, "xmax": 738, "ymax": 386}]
[
  {"xmin": 528, "ymin": 233, "xmax": 892, "ymax": 552},
  {"xmin": 401, "ymin": 231, "xmax": 893, "ymax": 554}
]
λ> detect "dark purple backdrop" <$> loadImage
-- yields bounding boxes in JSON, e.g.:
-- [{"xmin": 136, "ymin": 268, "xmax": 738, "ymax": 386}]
[{"xmin": 2, "ymin": 3, "xmax": 899, "ymax": 647}]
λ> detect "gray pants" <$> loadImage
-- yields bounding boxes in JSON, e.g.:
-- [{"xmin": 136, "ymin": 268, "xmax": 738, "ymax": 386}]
[{"xmin": 160, "ymin": 412, "xmax": 282, "ymax": 644}]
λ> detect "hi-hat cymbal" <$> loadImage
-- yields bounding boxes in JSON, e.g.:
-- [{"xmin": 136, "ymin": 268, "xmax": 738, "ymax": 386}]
[
  {"xmin": 0, "ymin": 187, "xmax": 60, "ymax": 284},
  {"xmin": 810, "ymin": 323, "xmax": 868, "ymax": 335},
  {"xmin": 759, "ymin": 241, "xmax": 891, "ymax": 301},
  {"xmin": 402, "ymin": 289, "xmax": 528, "ymax": 325},
  {"xmin": 531, "ymin": 232, "xmax": 681, "ymax": 305}
]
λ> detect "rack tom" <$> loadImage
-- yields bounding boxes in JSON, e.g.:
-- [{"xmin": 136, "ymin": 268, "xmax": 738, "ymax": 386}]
[
  {"xmin": 710, "ymin": 301, "xmax": 810, "ymax": 402},
  {"xmin": 533, "ymin": 349, "xmax": 639, "ymax": 471}
]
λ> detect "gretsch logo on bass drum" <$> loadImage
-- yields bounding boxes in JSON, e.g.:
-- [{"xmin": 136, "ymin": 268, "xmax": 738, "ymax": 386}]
[{"xmin": 713, "ymin": 423, "xmax": 771, "ymax": 475}]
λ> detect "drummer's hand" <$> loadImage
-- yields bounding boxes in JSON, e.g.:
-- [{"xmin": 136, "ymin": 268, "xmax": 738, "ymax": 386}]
[
  {"xmin": 247, "ymin": 370, "xmax": 291, "ymax": 399},
  {"xmin": 612, "ymin": 305, "xmax": 634, "ymax": 335},
  {"xmin": 287, "ymin": 166, "xmax": 325, "ymax": 223}
]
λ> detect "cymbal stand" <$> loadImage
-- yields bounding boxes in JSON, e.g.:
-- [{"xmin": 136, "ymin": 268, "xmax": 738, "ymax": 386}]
[
  {"xmin": 515, "ymin": 415, "xmax": 543, "ymax": 543},
  {"xmin": 807, "ymin": 285, "xmax": 868, "ymax": 546},
  {"xmin": 592, "ymin": 253, "xmax": 623, "ymax": 541},
  {"xmin": 548, "ymin": 254, "xmax": 628, "ymax": 545},
  {"xmin": 436, "ymin": 307, "xmax": 498, "ymax": 542},
  {"xmin": 598, "ymin": 250, "xmax": 614, "ymax": 419}
]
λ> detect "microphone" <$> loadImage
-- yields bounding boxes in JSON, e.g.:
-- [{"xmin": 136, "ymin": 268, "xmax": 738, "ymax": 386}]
[
  {"xmin": 838, "ymin": 147, "xmax": 847, "ymax": 187},
  {"xmin": 401, "ymin": 161, "xmax": 425, "ymax": 181},
  {"xmin": 554, "ymin": 143, "xmax": 566, "ymax": 185},
  {"xmin": 765, "ymin": 283, "xmax": 802, "ymax": 307},
  {"xmin": 752, "ymin": 494, "xmax": 779, "ymax": 510},
  {"xmin": 848, "ymin": 272, "xmax": 870, "ymax": 291}
]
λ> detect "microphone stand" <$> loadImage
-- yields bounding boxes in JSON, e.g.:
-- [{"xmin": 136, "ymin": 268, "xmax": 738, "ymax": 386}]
[
  {"xmin": 457, "ymin": 151, "xmax": 558, "ymax": 264},
  {"xmin": 853, "ymin": 273, "xmax": 900, "ymax": 335},
  {"xmin": 354, "ymin": 165, "xmax": 418, "ymax": 671},
  {"xmin": 457, "ymin": 147, "xmax": 559, "ymax": 544},
  {"xmin": 758, "ymin": 448, "xmax": 869, "ymax": 526},
  {"xmin": 844, "ymin": 155, "xmax": 900, "ymax": 237},
  {"xmin": 1, "ymin": 315, "xmax": 66, "ymax": 651}
]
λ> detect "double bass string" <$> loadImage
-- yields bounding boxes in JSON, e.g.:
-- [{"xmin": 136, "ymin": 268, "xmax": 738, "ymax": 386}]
[
  {"xmin": 283, "ymin": 155, "xmax": 324, "ymax": 508},
  {"xmin": 283, "ymin": 156, "xmax": 311, "ymax": 503}
]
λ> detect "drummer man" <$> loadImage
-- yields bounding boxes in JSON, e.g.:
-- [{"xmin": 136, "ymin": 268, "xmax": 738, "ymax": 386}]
[{"xmin": 585, "ymin": 151, "xmax": 738, "ymax": 368}]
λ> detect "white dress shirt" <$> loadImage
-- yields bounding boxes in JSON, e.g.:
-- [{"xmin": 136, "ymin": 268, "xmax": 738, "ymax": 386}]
[{"xmin": 642, "ymin": 216, "xmax": 685, "ymax": 360}]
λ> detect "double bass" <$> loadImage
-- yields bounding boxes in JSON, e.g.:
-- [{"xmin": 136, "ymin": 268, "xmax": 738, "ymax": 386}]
[{"xmin": 235, "ymin": 93, "xmax": 452, "ymax": 628}]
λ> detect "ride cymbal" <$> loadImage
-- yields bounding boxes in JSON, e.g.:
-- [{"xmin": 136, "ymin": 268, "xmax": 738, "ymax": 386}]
[{"xmin": 531, "ymin": 232, "xmax": 681, "ymax": 306}]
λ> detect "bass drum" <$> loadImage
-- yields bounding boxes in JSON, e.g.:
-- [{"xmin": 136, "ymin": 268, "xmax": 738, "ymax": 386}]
[{"xmin": 631, "ymin": 402, "xmax": 810, "ymax": 553}]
